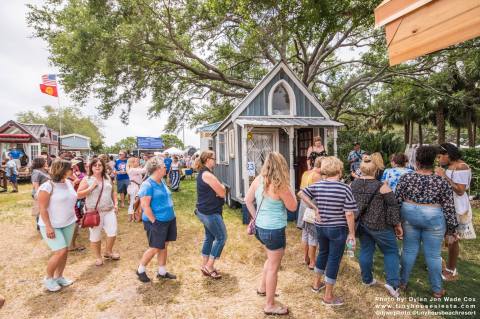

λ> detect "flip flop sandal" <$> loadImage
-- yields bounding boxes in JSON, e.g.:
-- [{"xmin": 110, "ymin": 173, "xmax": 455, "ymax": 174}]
[
  {"xmin": 104, "ymin": 253, "xmax": 120, "ymax": 260},
  {"xmin": 69, "ymin": 246, "xmax": 86, "ymax": 252},
  {"xmin": 200, "ymin": 266, "xmax": 210, "ymax": 277},
  {"xmin": 311, "ymin": 282, "xmax": 326, "ymax": 293},
  {"xmin": 322, "ymin": 297, "xmax": 344, "ymax": 306},
  {"xmin": 256, "ymin": 290, "xmax": 279, "ymax": 297},
  {"xmin": 264, "ymin": 306, "xmax": 289, "ymax": 316},
  {"xmin": 202, "ymin": 266, "xmax": 222, "ymax": 279}
]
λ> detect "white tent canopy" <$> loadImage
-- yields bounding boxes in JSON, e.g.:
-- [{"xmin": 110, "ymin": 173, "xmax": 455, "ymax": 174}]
[{"xmin": 163, "ymin": 147, "xmax": 184, "ymax": 156}]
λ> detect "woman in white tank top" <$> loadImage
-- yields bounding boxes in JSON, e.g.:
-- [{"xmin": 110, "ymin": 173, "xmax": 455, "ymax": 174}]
[{"xmin": 436, "ymin": 143, "xmax": 476, "ymax": 281}]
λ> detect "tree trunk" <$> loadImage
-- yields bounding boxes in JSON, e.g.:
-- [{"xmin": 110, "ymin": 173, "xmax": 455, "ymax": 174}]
[
  {"xmin": 404, "ymin": 121, "xmax": 410, "ymax": 145},
  {"xmin": 456, "ymin": 127, "xmax": 461, "ymax": 147},
  {"xmin": 409, "ymin": 121, "xmax": 414, "ymax": 145},
  {"xmin": 467, "ymin": 111, "xmax": 474, "ymax": 147},
  {"xmin": 418, "ymin": 123, "xmax": 424, "ymax": 145},
  {"xmin": 474, "ymin": 122, "xmax": 477, "ymax": 147},
  {"xmin": 436, "ymin": 102, "xmax": 446, "ymax": 144}
]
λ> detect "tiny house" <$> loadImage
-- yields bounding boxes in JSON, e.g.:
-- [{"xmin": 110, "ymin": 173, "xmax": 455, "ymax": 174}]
[
  {"xmin": 211, "ymin": 62, "xmax": 343, "ymax": 206},
  {"xmin": 60, "ymin": 133, "xmax": 92, "ymax": 157}
]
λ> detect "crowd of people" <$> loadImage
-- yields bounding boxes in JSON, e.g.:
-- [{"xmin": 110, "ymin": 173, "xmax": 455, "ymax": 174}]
[{"xmin": 1, "ymin": 140, "xmax": 476, "ymax": 316}]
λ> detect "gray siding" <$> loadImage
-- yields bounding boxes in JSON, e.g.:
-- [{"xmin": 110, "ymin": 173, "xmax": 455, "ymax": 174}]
[
  {"xmin": 240, "ymin": 69, "xmax": 323, "ymax": 117},
  {"xmin": 61, "ymin": 136, "xmax": 90, "ymax": 149},
  {"xmin": 213, "ymin": 124, "xmax": 236, "ymax": 197},
  {"xmin": 237, "ymin": 125, "xmax": 243, "ymax": 198},
  {"xmin": 278, "ymin": 129, "xmax": 290, "ymax": 167}
]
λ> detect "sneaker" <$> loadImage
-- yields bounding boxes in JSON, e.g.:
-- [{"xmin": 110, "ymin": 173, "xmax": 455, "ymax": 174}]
[
  {"xmin": 362, "ymin": 279, "xmax": 377, "ymax": 287},
  {"xmin": 55, "ymin": 277, "xmax": 74, "ymax": 287},
  {"xmin": 43, "ymin": 278, "xmax": 62, "ymax": 292},
  {"xmin": 136, "ymin": 271, "xmax": 151, "ymax": 283},
  {"xmin": 384, "ymin": 284, "xmax": 400, "ymax": 298},
  {"xmin": 157, "ymin": 272, "xmax": 176, "ymax": 280}
]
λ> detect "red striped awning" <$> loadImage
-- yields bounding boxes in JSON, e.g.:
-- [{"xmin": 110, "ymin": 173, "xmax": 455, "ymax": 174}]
[{"xmin": 0, "ymin": 134, "xmax": 32, "ymax": 143}]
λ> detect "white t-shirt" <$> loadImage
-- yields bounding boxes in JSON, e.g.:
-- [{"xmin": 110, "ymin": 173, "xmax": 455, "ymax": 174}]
[
  {"xmin": 446, "ymin": 169, "xmax": 471, "ymax": 215},
  {"xmin": 37, "ymin": 180, "xmax": 78, "ymax": 228}
]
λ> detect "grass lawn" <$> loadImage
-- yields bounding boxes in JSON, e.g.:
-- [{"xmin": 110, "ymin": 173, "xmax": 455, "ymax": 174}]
[{"xmin": 0, "ymin": 180, "xmax": 478, "ymax": 318}]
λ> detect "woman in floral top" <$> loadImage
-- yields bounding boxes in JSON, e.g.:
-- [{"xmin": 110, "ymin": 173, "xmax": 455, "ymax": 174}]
[
  {"xmin": 381, "ymin": 153, "xmax": 413, "ymax": 191},
  {"xmin": 395, "ymin": 146, "xmax": 458, "ymax": 298}
]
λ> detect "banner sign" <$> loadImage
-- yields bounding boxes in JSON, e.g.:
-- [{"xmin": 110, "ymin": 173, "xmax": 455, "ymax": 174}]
[{"xmin": 137, "ymin": 137, "xmax": 164, "ymax": 149}]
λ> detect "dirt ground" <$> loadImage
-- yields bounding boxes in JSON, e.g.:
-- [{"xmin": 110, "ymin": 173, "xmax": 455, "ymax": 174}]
[{"xmin": 0, "ymin": 181, "xmax": 441, "ymax": 319}]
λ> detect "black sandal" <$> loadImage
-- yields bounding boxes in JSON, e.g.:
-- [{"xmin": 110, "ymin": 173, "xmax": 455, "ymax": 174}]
[
  {"xmin": 201, "ymin": 266, "xmax": 222, "ymax": 279},
  {"xmin": 256, "ymin": 290, "xmax": 279, "ymax": 297}
]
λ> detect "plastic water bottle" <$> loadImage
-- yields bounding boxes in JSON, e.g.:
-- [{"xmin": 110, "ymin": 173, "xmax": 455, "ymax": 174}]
[{"xmin": 346, "ymin": 239, "xmax": 355, "ymax": 258}]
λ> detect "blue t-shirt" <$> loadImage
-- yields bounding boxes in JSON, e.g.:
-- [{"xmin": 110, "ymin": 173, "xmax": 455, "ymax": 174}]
[
  {"xmin": 115, "ymin": 159, "xmax": 129, "ymax": 180},
  {"xmin": 8, "ymin": 149, "xmax": 23, "ymax": 159},
  {"xmin": 138, "ymin": 177, "xmax": 176, "ymax": 222},
  {"xmin": 164, "ymin": 157, "xmax": 172, "ymax": 172}
]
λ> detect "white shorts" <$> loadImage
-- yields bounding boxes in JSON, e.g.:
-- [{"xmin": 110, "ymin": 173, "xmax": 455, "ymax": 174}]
[{"xmin": 89, "ymin": 210, "xmax": 118, "ymax": 242}]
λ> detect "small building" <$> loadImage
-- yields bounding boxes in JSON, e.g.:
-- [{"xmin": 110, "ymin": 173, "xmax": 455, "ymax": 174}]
[
  {"xmin": 211, "ymin": 62, "xmax": 343, "ymax": 206},
  {"xmin": 60, "ymin": 133, "xmax": 92, "ymax": 157},
  {"xmin": 196, "ymin": 122, "xmax": 221, "ymax": 151},
  {"xmin": 0, "ymin": 120, "xmax": 59, "ymax": 163}
]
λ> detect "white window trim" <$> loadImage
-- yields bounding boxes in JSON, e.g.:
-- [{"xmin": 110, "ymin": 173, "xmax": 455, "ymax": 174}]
[
  {"xmin": 216, "ymin": 132, "xmax": 228, "ymax": 164},
  {"xmin": 267, "ymin": 79, "xmax": 296, "ymax": 117},
  {"xmin": 228, "ymin": 129, "xmax": 235, "ymax": 158}
]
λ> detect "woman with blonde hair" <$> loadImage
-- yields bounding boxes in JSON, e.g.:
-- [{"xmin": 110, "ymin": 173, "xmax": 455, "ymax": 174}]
[
  {"xmin": 371, "ymin": 152, "xmax": 385, "ymax": 181},
  {"xmin": 194, "ymin": 150, "xmax": 227, "ymax": 279},
  {"xmin": 127, "ymin": 157, "xmax": 146, "ymax": 222},
  {"xmin": 37, "ymin": 159, "xmax": 77, "ymax": 292},
  {"xmin": 245, "ymin": 152, "xmax": 297, "ymax": 316},
  {"xmin": 351, "ymin": 156, "xmax": 403, "ymax": 297},
  {"xmin": 298, "ymin": 156, "xmax": 357, "ymax": 306}
]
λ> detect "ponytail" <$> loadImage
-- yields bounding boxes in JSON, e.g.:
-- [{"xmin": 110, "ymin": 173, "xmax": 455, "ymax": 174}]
[{"xmin": 193, "ymin": 150, "xmax": 214, "ymax": 171}]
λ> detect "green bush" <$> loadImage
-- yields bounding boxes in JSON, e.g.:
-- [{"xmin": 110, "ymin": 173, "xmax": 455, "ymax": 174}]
[{"xmin": 462, "ymin": 148, "xmax": 480, "ymax": 197}]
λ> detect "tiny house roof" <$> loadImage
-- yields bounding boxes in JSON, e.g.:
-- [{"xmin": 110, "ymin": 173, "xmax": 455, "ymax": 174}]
[
  {"xmin": 375, "ymin": 0, "xmax": 480, "ymax": 65},
  {"xmin": 196, "ymin": 121, "xmax": 222, "ymax": 133},
  {"xmin": 213, "ymin": 61, "xmax": 342, "ymax": 134}
]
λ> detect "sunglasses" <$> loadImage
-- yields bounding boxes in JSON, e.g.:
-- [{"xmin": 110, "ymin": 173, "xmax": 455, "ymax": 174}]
[{"xmin": 93, "ymin": 163, "xmax": 103, "ymax": 167}]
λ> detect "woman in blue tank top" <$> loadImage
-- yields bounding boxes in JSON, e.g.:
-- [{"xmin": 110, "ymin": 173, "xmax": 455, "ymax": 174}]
[
  {"xmin": 245, "ymin": 152, "xmax": 297, "ymax": 316},
  {"xmin": 194, "ymin": 150, "xmax": 227, "ymax": 279}
]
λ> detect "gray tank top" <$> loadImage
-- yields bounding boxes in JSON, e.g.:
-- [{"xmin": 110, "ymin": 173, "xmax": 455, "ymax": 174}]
[{"xmin": 85, "ymin": 176, "xmax": 114, "ymax": 211}]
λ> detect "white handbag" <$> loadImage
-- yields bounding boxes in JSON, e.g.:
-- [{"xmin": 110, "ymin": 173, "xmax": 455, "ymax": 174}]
[{"xmin": 302, "ymin": 207, "xmax": 317, "ymax": 224}]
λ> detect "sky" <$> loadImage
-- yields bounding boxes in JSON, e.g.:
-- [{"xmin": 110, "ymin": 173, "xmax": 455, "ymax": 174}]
[{"xmin": 0, "ymin": 1, "xmax": 200, "ymax": 148}]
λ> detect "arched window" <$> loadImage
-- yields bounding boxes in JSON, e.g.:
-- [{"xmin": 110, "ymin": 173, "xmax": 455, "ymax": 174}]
[{"xmin": 268, "ymin": 80, "xmax": 295, "ymax": 116}]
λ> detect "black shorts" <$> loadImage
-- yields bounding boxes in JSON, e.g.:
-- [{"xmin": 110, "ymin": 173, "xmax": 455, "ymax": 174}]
[{"xmin": 143, "ymin": 218, "xmax": 177, "ymax": 249}]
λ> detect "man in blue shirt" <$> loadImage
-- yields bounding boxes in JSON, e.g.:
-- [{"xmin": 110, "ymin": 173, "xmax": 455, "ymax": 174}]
[
  {"xmin": 347, "ymin": 142, "xmax": 365, "ymax": 178},
  {"xmin": 163, "ymin": 152, "xmax": 172, "ymax": 185},
  {"xmin": 114, "ymin": 150, "xmax": 130, "ymax": 208},
  {"xmin": 136, "ymin": 157, "xmax": 177, "ymax": 283}
]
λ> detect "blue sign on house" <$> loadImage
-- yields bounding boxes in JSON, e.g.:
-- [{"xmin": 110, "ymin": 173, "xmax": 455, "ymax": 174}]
[{"xmin": 137, "ymin": 137, "xmax": 164, "ymax": 149}]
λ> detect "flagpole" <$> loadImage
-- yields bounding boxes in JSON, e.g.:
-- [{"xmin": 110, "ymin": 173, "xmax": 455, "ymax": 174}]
[{"xmin": 57, "ymin": 84, "xmax": 62, "ymax": 152}]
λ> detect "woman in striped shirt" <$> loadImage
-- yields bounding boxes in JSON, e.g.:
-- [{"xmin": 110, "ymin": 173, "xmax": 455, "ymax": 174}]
[{"xmin": 299, "ymin": 156, "xmax": 358, "ymax": 306}]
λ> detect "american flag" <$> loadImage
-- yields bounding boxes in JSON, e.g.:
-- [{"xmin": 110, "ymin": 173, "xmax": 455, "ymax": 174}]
[{"xmin": 41, "ymin": 74, "xmax": 57, "ymax": 87}]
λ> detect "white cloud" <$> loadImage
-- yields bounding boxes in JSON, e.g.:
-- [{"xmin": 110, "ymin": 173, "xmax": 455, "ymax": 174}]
[{"xmin": 0, "ymin": 1, "xmax": 200, "ymax": 148}]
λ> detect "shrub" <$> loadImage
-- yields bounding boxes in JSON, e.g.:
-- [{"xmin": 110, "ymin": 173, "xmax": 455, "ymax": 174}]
[{"xmin": 462, "ymin": 148, "xmax": 480, "ymax": 197}]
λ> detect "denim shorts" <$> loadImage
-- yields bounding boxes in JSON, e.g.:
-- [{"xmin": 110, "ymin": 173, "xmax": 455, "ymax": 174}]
[
  {"xmin": 255, "ymin": 226, "xmax": 286, "ymax": 250},
  {"xmin": 8, "ymin": 174, "xmax": 17, "ymax": 183},
  {"xmin": 116, "ymin": 179, "xmax": 129, "ymax": 194}
]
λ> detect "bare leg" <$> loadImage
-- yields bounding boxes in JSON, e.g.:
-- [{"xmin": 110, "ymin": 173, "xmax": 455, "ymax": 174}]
[
  {"xmin": 264, "ymin": 248, "xmax": 285, "ymax": 311},
  {"xmin": 324, "ymin": 283, "xmax": 336, "ymax": 301},
  {"xmin": 54, "ymin": 250, "xmax": 69, "ymax": 278},
  {"xmin": 105, "ymin": 236, "xmax": 116, "ymax": 255},
  {"xmin": 258, "ymin": 259, "xmax": 268, "ymax": 293},
  {"xmin": 157, "ymin": 243, "xmax": 168, "ymax": 266},
  {"xmin": 205, "ymin": 257, "xmax": 216, "ymax": 272},
  {"xmin": 447, "ymin": 241, "xmax": 460, "ymax": 274},
  {"xmin": 47, "ymin": 248, "xmax": 67, "ymax": 278},
  {"xmin": 120, "ymin": 193, "xmax": 125, "ymax": 208},
  {"xmin": 202, "ymin": 255, "xmax": 209, "ymax": 267},
  {"xmin": 140, "ymin": 248, "xmax": 160, "ymax": 267},
  {"xmin": 302, "ymin": 241, "xmax": 309, "ymax": 264},
  {"xmin": 313, "ymin": 272, "xmax": 324, "ymax": 289},
  {"xmin": 91, "ymin": 241, "xmax": 102, "ymax": 264},
  {"xmin": 308, "ymin": 245, "xmax": 317, "ymax": 268}
]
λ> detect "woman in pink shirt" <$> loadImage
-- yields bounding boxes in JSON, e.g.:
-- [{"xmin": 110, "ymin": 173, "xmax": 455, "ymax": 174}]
[{"xmin": 127, "ymin": 157, "xmax": 146, "ymax": 222}]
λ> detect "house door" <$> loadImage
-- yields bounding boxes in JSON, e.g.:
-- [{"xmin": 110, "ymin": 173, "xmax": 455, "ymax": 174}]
[
  {"xmin": 247, "ymin": 131, "xmax": 275, "ymax": 185},
  {"xmin": 296, "ymin": 128, "xmax": 313, "ymax": 189}
]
